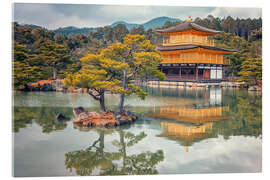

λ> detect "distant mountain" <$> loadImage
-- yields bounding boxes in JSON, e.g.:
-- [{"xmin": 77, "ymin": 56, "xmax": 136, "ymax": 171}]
[
  {"xmin": 111, "ymin": 16, "xmax": 182, "ymax": 30},
  {"xmin": 20, "ymin": 24, "xmax": 44, "ymax": 29},
  {"xmin": 54, "ymin": 26, "xmax": 97, "ymax": 35},
  {"xmin": 49, "ymin": 16, "xmax": 182, "ymax": 35},
  {"xmin": 111, "ymin": 21, "xmax": 140, "ymax": 30},
  {"xmin": 143, "ymin": 16, "xmax": 182, "ymax": 29}
]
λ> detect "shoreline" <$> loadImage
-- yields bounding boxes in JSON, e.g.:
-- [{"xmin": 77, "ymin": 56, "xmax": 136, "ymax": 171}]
[
  {"xmin": 18, "ymin": 79, "xmax": 262, "ymax": 92},
  {"xmin": 136, "ymin": 80, "xmax": 262, "ymax": 91}
]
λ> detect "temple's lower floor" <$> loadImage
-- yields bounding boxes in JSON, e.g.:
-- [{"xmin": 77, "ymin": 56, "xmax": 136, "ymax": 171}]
[{"xmin": 159, "ymin": 63, "xmax": 227, "ymax": 82}]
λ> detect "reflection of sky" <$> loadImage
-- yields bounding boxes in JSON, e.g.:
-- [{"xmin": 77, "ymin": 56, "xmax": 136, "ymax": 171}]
[
  {"xmin": 125, "ymin": 123, "xmax": 262, "ymax": 174},
  {"xmin": 13, "ymin": 120, "xmax": 261, "ymax": 176}
]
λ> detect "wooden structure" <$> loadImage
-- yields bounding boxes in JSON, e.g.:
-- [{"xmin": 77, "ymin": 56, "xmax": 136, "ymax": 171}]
[{"xmin": 156, "ymin": 19, "xmax": 236, "ymax": 82}]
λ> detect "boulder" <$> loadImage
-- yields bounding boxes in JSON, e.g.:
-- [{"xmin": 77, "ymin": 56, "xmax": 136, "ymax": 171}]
[{"xmin": 40, "ymin": 83, "xmax": 53, "ymax": 91}]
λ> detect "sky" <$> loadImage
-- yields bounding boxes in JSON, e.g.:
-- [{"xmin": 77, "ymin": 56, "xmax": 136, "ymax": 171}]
[{"xmin": 13, "ymin": 3, "xmax": 262, "ymax": 30}]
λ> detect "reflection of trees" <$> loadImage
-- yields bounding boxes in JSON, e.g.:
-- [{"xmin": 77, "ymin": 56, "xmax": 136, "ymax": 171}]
[
  {"xmin": 212, "ymin": 91, "xmax": 262, "ymax": 139},
  {"xmin": 65, "ymin": 129, "xmax": 164, "ymax": 176},
  {"xmin": 34, "ymin": 107, "xmax": 72, "ymax": 133},
  {"xmin": 102, "ymin": 130, "xmax": 164, "ymax": 175},
  {"xmin": 13, "ymin": 107, "xmax": 72, "ymax": 133},
  {"xmin": 65, "ymin": 130, "xmax": 122, "ymax": 175},
  {"xmin": 143, "ymin": 86, "xmax": 209, "ymax": 99},
  {"xmin": 13, "ymin": 107, "xmax": 35, "ymax": 132}
]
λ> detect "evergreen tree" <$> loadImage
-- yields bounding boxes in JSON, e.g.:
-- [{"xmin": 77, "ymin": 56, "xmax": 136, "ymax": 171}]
[
  {"xmin": 101, "ymin": 34, "xmax": 165, "ymax": 112},
  {"xmin": 238, "ymin": 57, "xmax": 262, "ymax": 86},
  {"xmin": 37, "ymin": 41, "xmax": 71, "ymax": 79},
  {"xmin": 12, "ymin": 42, "xmax": 41, "ymax": 89},
  {"xmin": 64, "ymin": 52, "xmax": 125, "ymax": 111}
]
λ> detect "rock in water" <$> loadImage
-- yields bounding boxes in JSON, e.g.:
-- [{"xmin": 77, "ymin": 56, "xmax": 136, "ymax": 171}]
[
  {"xmin": 56, "ymin": 113, "xmax": 67, "ymax": 121},
  {"xmin": 248, "ymin": 86, "xmax": 262, "ymax": 91},
  {"xmin": 73, "ymin": 107, "xmax": 87, "ymax": 116},
  {"xmin": 72, "ymin": 107, "xmax": 137, "ymax": 128}
]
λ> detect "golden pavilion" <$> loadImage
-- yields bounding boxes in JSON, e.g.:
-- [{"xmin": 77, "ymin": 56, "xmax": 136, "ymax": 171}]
[{"xmin": 156, "ymin": 17, "xmax": 236, "ymax": 82}]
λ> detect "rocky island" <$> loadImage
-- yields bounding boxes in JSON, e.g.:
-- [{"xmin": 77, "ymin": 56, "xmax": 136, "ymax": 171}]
[{"xmin": 73, "ymin": 107, "xmax": 137, "ymax": 127}]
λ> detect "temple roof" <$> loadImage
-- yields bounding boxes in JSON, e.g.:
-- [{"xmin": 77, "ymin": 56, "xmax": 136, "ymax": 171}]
[
  {"xmin": 156, "ymin": 22, "xmax": 220, "ymax": 34},
  {"xmin": 157, "ymin": 44, "xmax": 237, "ymax": 52}
]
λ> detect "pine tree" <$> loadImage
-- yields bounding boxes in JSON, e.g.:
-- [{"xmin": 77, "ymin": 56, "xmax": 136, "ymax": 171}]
[
  {"xmin": 100, "ymin": 34, "xmax": 165, "ymax": 112},
  {"xmin": 64, "ymin": 34, "xmax": 165, "ymax": 112},
  {"xmin": 12, "ymin": 42, "xmax": 41, "ymax": 89},
  {"xmin": 238, "ymin": 58, "xmax": 262, "ymax": 86},
  {"xmin": 37, "ymin": 41, "xmax": 71, "ymax": 79},
  {"xmin": 64, "ymin": 53, "xmax": 126, "ymax": 111}
]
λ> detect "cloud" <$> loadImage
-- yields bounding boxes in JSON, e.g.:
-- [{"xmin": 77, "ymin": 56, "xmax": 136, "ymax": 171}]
[
  {"xmin": 13, "ymin": 3, "xmax": 262, "ymax": 30},
  {"xmin": 210, "ymin": 7, "xmax": 262, "ymax": 19}
]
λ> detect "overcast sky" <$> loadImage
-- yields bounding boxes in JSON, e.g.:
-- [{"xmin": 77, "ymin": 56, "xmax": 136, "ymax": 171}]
[{"xmin": 13, "ymin": 3, "xmax": 262, "ymax": 30}]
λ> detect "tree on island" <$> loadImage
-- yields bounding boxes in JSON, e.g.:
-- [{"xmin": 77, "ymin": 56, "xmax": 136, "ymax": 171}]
[
  {"xmin": 238, "ymin": 57, "xmax": 262, "ymax": 86},
  {"xmin": 64, "ymin": 34, "xmax": 165, "ymax": 112},
  {"xmin": 64, "ymin": 53, "xmax": 125, "ymax": 111},
  {"xmin": 102, "ymin": 34, "xmax": 165, "ymax": 112}
]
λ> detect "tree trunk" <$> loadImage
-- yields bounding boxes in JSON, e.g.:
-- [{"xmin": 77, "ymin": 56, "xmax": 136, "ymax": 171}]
[
  {"xmin": 119, "ymin": 70, "xmax": 127, "ymax": 113},
  {"xmin": 99, "ymin": 91, "xmax": 106, "ymax": 112},
  {"xmin": 53, "ymin": 62, "xmax": 57, "ymax": 80},
  {"xmin": 120, "ymin": 130, "xmax": 126, "ymax": 168}
]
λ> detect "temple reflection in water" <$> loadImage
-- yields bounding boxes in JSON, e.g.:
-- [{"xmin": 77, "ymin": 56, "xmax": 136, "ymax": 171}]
[
  {"xmin": 159, "ymin": 122, "xmax": 215, "ymax": 152},
  {"xmin": 148, "ymin": 88, "xmax": 230, "ymax": 152}
]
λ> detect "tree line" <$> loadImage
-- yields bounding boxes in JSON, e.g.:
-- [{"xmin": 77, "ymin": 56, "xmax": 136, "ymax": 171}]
[{"xmin": 13, "ymin": 15, "xmax": 262, "ymax": 91}]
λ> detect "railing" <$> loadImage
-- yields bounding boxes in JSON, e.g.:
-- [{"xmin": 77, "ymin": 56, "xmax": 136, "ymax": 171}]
[{"xmin": 163, "ymin": 39, "xmax": 214, "ymax": 47}]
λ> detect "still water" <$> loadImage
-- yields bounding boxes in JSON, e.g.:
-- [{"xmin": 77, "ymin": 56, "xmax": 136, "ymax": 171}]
[{"xmin": 13, "ymin": 87, "xmax": 262, "ymax": 177}]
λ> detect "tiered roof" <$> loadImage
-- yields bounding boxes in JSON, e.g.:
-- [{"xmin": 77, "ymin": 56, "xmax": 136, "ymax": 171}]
[
  {"xmin": 157, "ymin": 44, "xmax": 237, "ymax": 52},
  {"xmin": 156, "ymin": 22, "xmax": 220, "ymax": 34}
]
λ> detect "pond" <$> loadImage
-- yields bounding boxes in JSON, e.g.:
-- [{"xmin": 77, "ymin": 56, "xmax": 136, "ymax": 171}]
[{"xmin": 12, "ymin": 87, "xmax": 262, "ymax": 177}]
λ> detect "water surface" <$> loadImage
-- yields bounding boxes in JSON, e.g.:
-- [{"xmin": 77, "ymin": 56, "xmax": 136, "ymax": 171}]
[{"xmin": 13, "ymin": 87, "xmax": 262, "ymax": 176}]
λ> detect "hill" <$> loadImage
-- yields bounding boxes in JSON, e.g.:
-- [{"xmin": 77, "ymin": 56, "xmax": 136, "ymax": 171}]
[
  {"xmin": 53, "ymin": 26, "xmax": 96, "ymax": 35},
  {"xmin": 111, "ymin": 16, "xmax": 182, "ymax": 30}
]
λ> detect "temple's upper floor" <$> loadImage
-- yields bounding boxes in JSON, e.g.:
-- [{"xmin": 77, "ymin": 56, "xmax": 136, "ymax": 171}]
[{"xmin": 156, "ymin": 22, "xmax": 220, "ymax": 47}]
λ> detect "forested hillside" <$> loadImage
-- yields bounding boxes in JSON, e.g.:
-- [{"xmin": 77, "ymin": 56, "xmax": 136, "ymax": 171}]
[
  {"xmin": 12, "ymin": 15, "xmax": 262, "ymax": 89},
  {"xmin": 111, "ymin": 16, "xmax": 182, "ymax": 30}
]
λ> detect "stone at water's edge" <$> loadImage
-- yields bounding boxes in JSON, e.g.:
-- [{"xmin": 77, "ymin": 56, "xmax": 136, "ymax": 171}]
[
  {"xmin": 248, "ymin": 86, "xmax": 262, "ymax": 91},
  {"xmin": 55, "ymin": 113, "xmax": 67, "ymax": 121},
  {"xmin": 72, "ymin": 107, "xmax": 137, "ymax": 127}
]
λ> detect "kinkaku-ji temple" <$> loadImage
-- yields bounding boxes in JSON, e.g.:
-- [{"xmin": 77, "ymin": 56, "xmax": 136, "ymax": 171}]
[{"xmin": 156, "ymin": 17, "xmax": 236, "ymax": 82}]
